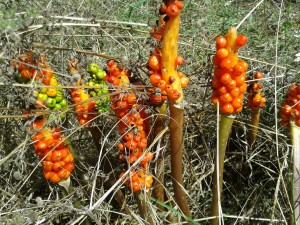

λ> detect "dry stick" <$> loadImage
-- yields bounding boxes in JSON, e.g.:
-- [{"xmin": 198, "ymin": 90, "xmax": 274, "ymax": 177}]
[
  {"xmin": 211, "ymin": 114, "xmax": 235, "ymax": 225},
  {"xmin": 290, "ymin": 121, "xmax": 300, "ymax": 225},
  {"xmin": 153, "ymin": 104, "xmax": 167, "ymax": 211},
  {"xmin": 161, "ymin": 6, "xmax": 192, "ymax": 224},
  {"xmin": 248, "ymin": 108, "xmax": 260, "ymax": 149}
]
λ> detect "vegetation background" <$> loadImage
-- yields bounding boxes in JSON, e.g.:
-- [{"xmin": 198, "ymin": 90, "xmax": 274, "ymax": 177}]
[{"xmin": 0, "ymin": 0, "xmax": 300, "ymax": 224}]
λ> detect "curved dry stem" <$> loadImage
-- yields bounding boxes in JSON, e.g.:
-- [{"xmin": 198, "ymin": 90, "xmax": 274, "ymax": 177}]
[{"xmin": 211, "ymin": 114, "xmax": 234, "ymax": 225}]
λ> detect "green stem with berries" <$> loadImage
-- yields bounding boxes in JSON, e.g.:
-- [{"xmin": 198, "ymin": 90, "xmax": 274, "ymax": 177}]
[
  {"xmin": 211, "ymin": 114, "xmax": 235, "ymax": 225},
  {"xmin": 290, "ymin": 121, "xmax": 300, "ymax": 225}
]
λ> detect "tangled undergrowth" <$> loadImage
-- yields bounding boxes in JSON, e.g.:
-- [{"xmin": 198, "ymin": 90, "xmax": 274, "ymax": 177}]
[{"xmin": 0, "ymin": 0, "xmax": 300, "ymax": 224}]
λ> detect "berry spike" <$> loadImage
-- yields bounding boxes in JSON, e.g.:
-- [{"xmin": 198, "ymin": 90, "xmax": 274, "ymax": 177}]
[
  {"xmin": 210, "ymin": 27, "xmax": 249, "ymax": 225},
  {"xmin": 280, "ymin": 84, "xmax": 300, "ymax": 224}
]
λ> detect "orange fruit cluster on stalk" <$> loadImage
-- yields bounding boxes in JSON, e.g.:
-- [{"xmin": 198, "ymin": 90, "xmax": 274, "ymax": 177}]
[
  {"xmin": 68, "ymin": 60, "xmax": 97, "ymax": 126},
  {"xmin": 281, "ymin": 84, "xmax": 300, "ymax": 127},
  {"xmin": 211, "ymin": 31, "xmax": 249, "ymax": 114},
  {"xmin": 247, "ymin": 72, "xmax": 266, "ymax": 109},
  {"xmin": 70, "ymin": 88, "xmax": 97, "ymax": 125},
  {"xmin": 148, "ymin": 15, "xmax": 189, "ymax": 104},
  {"xmin": 147, "ymin": 49, "xmax": 188, "ymax": 103},
  {"xmin": 106, "ymin": 60, "xmax": 154, "ymax": 191},
  {"xmin": 13, "ymin": 51, "xmax": 68, "ymax": 115},
  {"xmin": 32, "ymin": 126, "xmax": 74, "ymax": 183},
  {"xmin": 12, "ymin": 51, "xmax": 53, "ymax": 84}
]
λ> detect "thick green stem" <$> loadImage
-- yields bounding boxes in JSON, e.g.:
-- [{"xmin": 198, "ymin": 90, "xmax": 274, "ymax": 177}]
[
  {"xmin": 248, "ymin": 108, "xmax": 260, "ymax": 149},
  {"xmin": 290, "ymin": 121, "xmax": 300, "ymax": 225},
  {"xmin": 169, "ymin": 101, "xmax": 192, "ymax": 224},
  {"xmin": 211, "ymin": 114, "xmax": 235, "ymax": 225}
]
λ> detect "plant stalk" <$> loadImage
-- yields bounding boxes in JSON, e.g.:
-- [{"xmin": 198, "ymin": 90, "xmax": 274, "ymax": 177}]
[
  {"xmin": 248, "ymin": 108, "xmax": 260, "ymax": 149},
  {"xmin": 169, "ymin": 101, "xmax": 192, "ymax": 224},
  {"xmin": 134, "ymin": 191, "xmax": 155, "ymax": 225},
  {"xmin": 211, "ymin": 114, "xmax": 235, "ymax": 225},
  {"xmin": 290, "ymin": 121, "xmax": 300, "ymax": 225},
  {"xmin": 88, "ymin": 126, "xmax": 130, "ymax": 215},
  {"xmin": 153, "ymin": 104, "xmax": 167, "ymax": 211}
]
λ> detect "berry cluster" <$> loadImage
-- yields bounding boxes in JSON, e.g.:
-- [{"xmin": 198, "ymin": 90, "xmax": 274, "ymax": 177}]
[
  {"xmin": 147, "ymin": 49, "xmax": 188, "ymax": 103},
  {"xmin": 281, "ymin": 84, "xmax": 300, "ymax": 127},
  {"xmin": 68, "ymin": 61, "xmax": 97, "ymax": 126},
  {"xmin": 13, "ymin": 52, "xmax": 68, "ymax": 115},
  {"xmin": 32, "ymin": 126, "xmax": 74, "ymax": 183},
  {"xmin": 70, "ymin": 88, "xmax": 97, "ymax": 125},
  {"xmin": 147, "ymin": 1, "xmax": 189, "ymax": 104},
  {"xmin": 12, "ymin": 51, "xmax": 53, "ymax": 84},
  {"xmin": 247, "ymin": 72, "xmax": 266, "ymax": 109},
  {"xmin": 86, "ymin": 63, "xmax": 110, "ymax": 113},
  {"xmin": 106, "ymin": 60, "xmax": 154, "ymax": 191},
  {"xmin": 211, "ymin": 29, "xmax": 249, "ymax": 114}
]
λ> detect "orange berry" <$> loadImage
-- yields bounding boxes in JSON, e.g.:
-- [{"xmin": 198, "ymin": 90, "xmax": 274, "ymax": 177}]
[
  {"xmin": 149, "ymin": 73, "xmax": 162, "ymax": 85},
  {"xmin": 281, "ymin": 105, "xmax": 292, "ymax": 115},
  {"xmin": 49, "ymin": 173, "xmax": 61, "ymax": 183},
  {"xmin": 217, "ymin": 86, "xmax": 228, "ymax": 95},
  {"xmin": 220, "ymin": 57, "xmax": 233, "ymax": 70},
  {"xmin": 64, "ymin": 163, "xmax": 75, "ymax": 173},
  {"xmin": 239, "ymin": 83, "xmax": 247, "ymax": 93},
  {"xmin": 166, "ymin": 3, "xmax": 180, "ymax": 18},
  {"xmin": 180, "ymin": 76, "xmax": 189, "ymax": 88},
  {"xmin": 43, "ymin": 161, "xmax": 53, "ymax": 172},
  {"xmin": 175, "ymin": 55, "xmax": 185, "ymax": 66},
  {"xmin": 212, "ymin": 77, "xmax": 222, "ymax": 89},
  {"xmin": 175, "ymin": 1, "xmax": 184, "ymax": 10},
  {"xmin": 235, "ymin": 34, "xmax": 248, "ymax": 47},
  {"xmin": 235, "ymin": 75, "xmax": 246, "ymax": 87},
  {"xmin": 221, "ymin": 103, "xmax": 234, "ymax": 114},
  {"xmin": 157, "ymin": 79, "xmax": 166, "ymax": 90},
  {"xmin": 225, "ymin": 79, "xmax": 237, "ymax": 90},
  {"xmin": 168, "ymin": 89, "xmax": 181, "ymax": 100},
  {"xmin": 233, "ymin": 64, "xmax": 245, "ymax": 77},
  {"xmin": 220, "ymin": 93, "xmax": 233, "ymax": 103},
  {"xmin": 216, "ymin": 36, "xmax": 227, "ymax": 49},
  {"xmin": 148, "ymin": 55, "xmax": 161, "ymax": 71},
  {"xmin": 220, "ymin": 73, "xmax": 232, "ymax": 85},
  {"xmin": 254, "ymin": 72, "xmax": 263, "ymax": 79},
  {"xmin": 216, "ymin": 48, "xmax": 229, "ymax": 59},
  {"xmin": 231, "ymin": 97, "xmax": 243, "ymax": 109},
  {"xmin": 57, "ymin": 169, "xmax": 70, "ymax": 180}
]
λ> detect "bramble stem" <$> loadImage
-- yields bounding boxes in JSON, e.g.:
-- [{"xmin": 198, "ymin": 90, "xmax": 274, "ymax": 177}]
[
  {"xmin": 290, "ymin": 121, "xmax": 300, "ymax": 225},
  {"xmin": 211, "ymin": 114, "xmax": 235, "ymax": 225}
]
